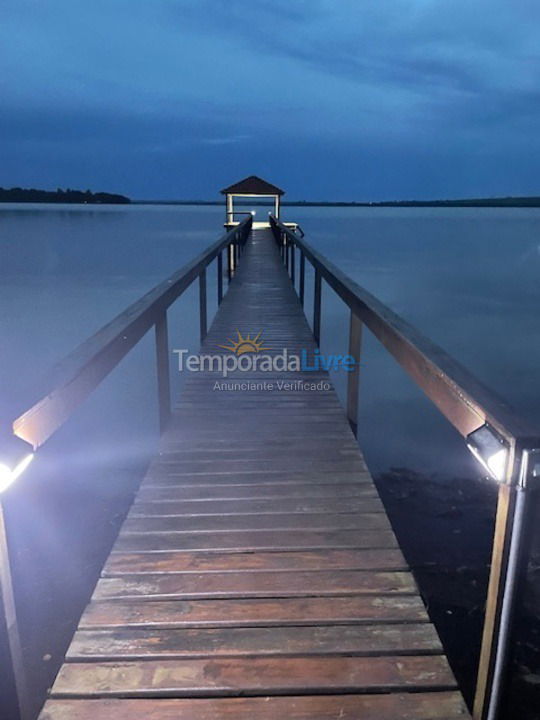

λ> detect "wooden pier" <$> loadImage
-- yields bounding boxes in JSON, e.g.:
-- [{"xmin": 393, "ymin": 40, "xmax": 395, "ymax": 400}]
[
  {"xmin": 37, "ymin": 226, "xmax": 470, "ymax": 719},
  {"xmin": 5, "ymin": 177, "xmax": 539, "ymax": 720}
]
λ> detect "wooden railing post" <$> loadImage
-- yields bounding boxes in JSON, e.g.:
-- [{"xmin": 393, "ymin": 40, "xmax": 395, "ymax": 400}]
[
  {"xmin": 0, "ymin": 500, "xmax": 29, "ymax": 720},
  {"xmin": 227, "ymin": 242, "xmax": 234, "ymax": 280},
  {"xmin": 291, "ymin": 242, "xmax": 296, "ymax": 287},
  {"xmin": 474, "ymin": 483, "xmax": 515, "ymax": 720},
  {"xmin": 299, "ymin": 251, "xmax": 305, "ymax": 306},
  {"xmin": 347, "ymin": 311, "xmax": 362, "ymax": 437},
  {"xmin": 217, "ymin": 251, "xmax": 223, "ymax": 305},
  {"xmin": 199, "ymin": 268, "xmax": 207, "ymax": 342},
  {"xmin": 313, "ymin": 269, "xmax": 322, "ymax": 345},
  {"xmin": 154, "ymin": 312, "xmax": 171, "ymax": 434},
  {"xmin": 473, "ymin": 460, "xmax": 538, "ymax": 720}
]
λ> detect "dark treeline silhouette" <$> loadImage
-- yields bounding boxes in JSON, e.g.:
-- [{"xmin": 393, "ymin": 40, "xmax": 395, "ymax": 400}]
[
  {"xmin": 136, "ymin": 196, "xmax": 540, "ymax": 208},
  {"xmin": 0, "ymin": 187, "xmax": 130, "ymax": 204},
  {"xmin": 5, "ymin": 188, "xmax": 537, "ymax": 207},
  {"xmin": 288, "ymin": 197, "xmax": 540, "ymax": 207},
  {"xmin": 369, "ymin": 196, "xmax": 540, "ymax": 207}
]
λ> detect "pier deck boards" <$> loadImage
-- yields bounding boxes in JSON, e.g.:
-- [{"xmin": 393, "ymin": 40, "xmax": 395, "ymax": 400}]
[{"xmin": 39, "ymin": 230, "xmax": 470, "ymax": 719}]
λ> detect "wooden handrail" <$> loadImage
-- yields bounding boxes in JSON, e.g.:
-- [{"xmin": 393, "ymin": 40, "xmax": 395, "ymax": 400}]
[
  {"xmin": 270, "ymin": 214, "xmax": 540, "ymax": 720},
  {"xmin": 12, "ymin": 216, "xmax": 252, "ymax": 449},
  {"xmin": 270, "ymin": 215, "xmax": 536, "ymax": 450}
]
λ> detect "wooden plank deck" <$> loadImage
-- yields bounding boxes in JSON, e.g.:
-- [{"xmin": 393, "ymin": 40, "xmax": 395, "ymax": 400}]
[{"xmin": 39, "ymin": 229, "xmax": 470, "ymax": 719}]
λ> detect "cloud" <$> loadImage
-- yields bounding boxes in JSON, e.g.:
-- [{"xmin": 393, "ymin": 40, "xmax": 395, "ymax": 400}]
[
  {"xmin": 1, "ymin": 0, "xmax": 540, "ymax": 198},
  {"xmin": 199, "ymin": 135, "xmax": 251, "ymax": 145}
]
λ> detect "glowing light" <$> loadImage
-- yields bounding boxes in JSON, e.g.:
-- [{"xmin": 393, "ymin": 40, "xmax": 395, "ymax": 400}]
[
  {"xmin": 486, "ymin": 448, "xmax": 508, "ymax": 480},
  {"xmin": 467, "ymin": 424, "xmax": 509, "ymax": 482},
  {"xmin": 0, "ymin": 454, "xmax": 34, "ymax": 493}
]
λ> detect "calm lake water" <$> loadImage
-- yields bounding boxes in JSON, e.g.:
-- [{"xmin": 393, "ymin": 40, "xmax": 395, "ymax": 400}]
[
  {"xmin": 3, "ymin": 203, "xmax": 540, "ymax": 473},
  {"xmin": 1, "ymin": 202, "xmax": 540, "ymax": 716}
]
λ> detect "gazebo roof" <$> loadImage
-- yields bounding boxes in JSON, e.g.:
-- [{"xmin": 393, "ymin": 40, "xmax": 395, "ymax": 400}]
[{"xmin": 220, "ymin": 175, "xmax": 285, "ymax": 196}]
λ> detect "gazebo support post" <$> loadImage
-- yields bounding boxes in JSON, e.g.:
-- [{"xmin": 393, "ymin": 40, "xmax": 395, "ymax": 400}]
[{"xmin": 226, "ymin": 194, "xmax": 233, "ymax": 225}]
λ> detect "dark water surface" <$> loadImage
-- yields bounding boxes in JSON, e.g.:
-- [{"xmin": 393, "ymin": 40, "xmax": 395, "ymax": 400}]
[
  {"xmin": 1, "ymin": 203, "xmax": 540, "ymax": 717},
  {"xmin": 293, "ymin": 205, "xmax": 540, "ymax": 476}
]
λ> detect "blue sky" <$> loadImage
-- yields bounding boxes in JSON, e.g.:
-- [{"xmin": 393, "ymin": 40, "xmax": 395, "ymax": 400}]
[{"xmin": 1, "ymin": 0, "xmax": 540, "ymax": 200}]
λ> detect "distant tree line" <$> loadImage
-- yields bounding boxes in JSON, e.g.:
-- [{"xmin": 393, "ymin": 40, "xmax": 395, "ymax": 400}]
[
  {"xmin": 286, "ymin": 197, "xmax": 540, "ymax": 207},
  {"xmin": 369, "ymin": 197, "xmax": 540, "ymax": 208},
  {"xmin": 0, "ymin": 187, "xmax": 130, "ymax": 204},
  {"xmin": 136, "ymin": 196, "xmax": 540, "ymax": 208}
]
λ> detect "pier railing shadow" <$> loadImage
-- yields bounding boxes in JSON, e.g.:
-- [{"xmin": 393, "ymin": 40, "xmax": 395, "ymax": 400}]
[{"xmin": 270, "ymin": 213, "xmax": 540, "ymax": 720}]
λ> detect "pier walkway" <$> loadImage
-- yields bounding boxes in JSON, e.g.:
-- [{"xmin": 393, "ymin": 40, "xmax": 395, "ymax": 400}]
[{"xmin": 38, "ymin": 228, "xmax": 470, "ymax": 719}]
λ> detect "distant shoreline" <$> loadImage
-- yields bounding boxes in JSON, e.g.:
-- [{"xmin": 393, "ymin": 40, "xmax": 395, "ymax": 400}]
[
  {"xmin": 3, "ymin": 189, "xmax": 540, "ymax": 208},
  {"xmin": 0, "ymin": 187, "xmax": 130, "ymax": 204},
  {"xmin": 133, "ymin": 196, "xmax": 540, "ymax": 208}
]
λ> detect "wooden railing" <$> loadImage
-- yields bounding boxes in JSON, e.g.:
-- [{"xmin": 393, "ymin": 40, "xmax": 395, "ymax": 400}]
[
  {"xmin": 270, "ymin": 214, "xmax": 540, "ymax": 720},
  {"xmin": 12, "ymin": 216, "xmax": 252, "ymax": 448},
  {"xmin": 1, "ymin": 216, "xmax": 252, "ymax": 720}
]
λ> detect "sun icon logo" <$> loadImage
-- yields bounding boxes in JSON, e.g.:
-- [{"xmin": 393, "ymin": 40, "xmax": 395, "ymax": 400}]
[{"xmin": 218, "ymin": 330, "xmax": 270, "ymax": 356}]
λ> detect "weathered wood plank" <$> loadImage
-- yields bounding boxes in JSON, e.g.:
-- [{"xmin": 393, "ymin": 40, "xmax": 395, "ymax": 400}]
[
  {"xmin": 130, "ymin": 497, "xmax": 384, "ymax": 515},
  {"xmin": 121, "ymin": 512, "xmax": 391, "ymax": 533},
  {"xmin": 146, "ymin": 459, "xmax": 367, "ymax": 475},
  {"xmin": 67, "ymin": 624, "xmax": 441, "ymax": 660},
  {"xmin": 79, "ymin": 595, "xmax": 429, "ymax": 629},
  {"xmin": 112, "ymin": 529, "xmax": 399, "ymax": 553},
  {"xmin": 103, "ymin": 548, "xmax": 407, "ymax": 575},
  {"xmin": 38, "ymin": 693, "xmax": 472, "ymax": 720},
  {"xmin": 144, "ymin": 464, "xmax": 371, "ymax": 485},
  {"xmin": 157, "ymin": 437, "xmax": 359, "ymax": 451},
  {"xmin": 51, "ymin": 655, "xmax": 458, "ymax": 697},
  {"xmin": 136, "ymin": 483, "xmax": 377, "ymax": 500},
  {"xmin": 93, "ymin": 570, "xmax": 417, "ymax": 600},
  {"xmin": 152, "ymin": 445, "xmax": 360, "ymax": 461}
]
